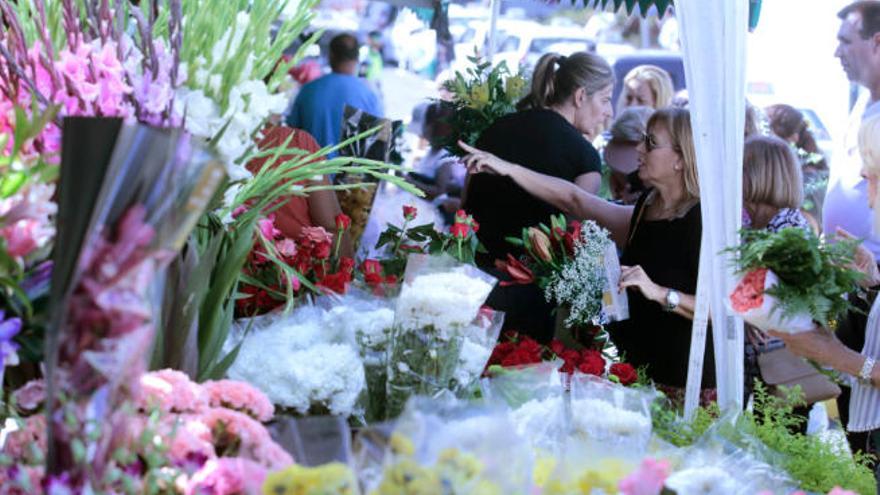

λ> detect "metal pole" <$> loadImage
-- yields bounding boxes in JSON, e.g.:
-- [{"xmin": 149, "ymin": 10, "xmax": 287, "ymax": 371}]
[{"xmin": 486, "ymin": 0, "xmax": 502, "ymax": 59}]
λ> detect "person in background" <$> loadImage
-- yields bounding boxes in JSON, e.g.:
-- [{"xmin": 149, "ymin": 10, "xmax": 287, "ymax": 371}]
[
  {"xmin": 823, "ymin": 1, "xmax": 880, "ymax": 455},
  {"xmin": 407, "ymin": 102, "xmax": 466, "ymax": 225},
  {"xmin": 246, "ymin": 126, "xmax": 353, "ymax": 257},
  {"xmin": 740, "ymin": 135, "xmax": 812, "ymax": 404},
  {"xmin": 286, "ymin": 33, "xmax": 383, "ymax": 152},
  {"xmin": 618, "ymin": 64, "xmax": 674, "ymax": 111},
  {"xmin": 464, "ymin": 51, "xmax": 614, "ymax": 341},
  {"xmin": 462, "ymin": 108, "xmax": 716, "ymax": 403},
  {"xmin": 771, "ymin": 113, "xmax": 880, "ymax": 483},
  {"xmin": 765, "ymin": 104, "xmax": 829, "ymax": 226},
  {"xmin": 604, "ymin": 106, "xmax": 653, "ymax": 205}
]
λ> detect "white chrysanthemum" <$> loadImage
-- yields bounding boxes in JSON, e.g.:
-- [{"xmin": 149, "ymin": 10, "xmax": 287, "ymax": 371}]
[
  {"xmin": 569, "ymin": 398, "xmax": 651, "ymax": 439},
  {"xmin": 227, "ymin": 318, "xmax": 365, "ymax": 416},
  {"xmin": 395, "ymin": 271, "xmax": 494, "ymax": 333},
  {"xmin": 509, "ymin": 397, "xmax": 567, "ymax": 451},
  {"xmin": 664, "ymin": 466, "xmax": 738, "ymax": 495},
  {"xmin": 453, "ymin": 338, "xmax": 492, "ymax": 388},
  {"xmin": 324, "ymin": 306, "xmax": 395, "ymax": 352}
]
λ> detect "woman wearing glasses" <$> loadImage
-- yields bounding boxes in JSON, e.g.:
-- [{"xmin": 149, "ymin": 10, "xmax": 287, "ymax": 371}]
[{"xmin": 462, "ymin": 107, "xmax": 715, "ymax": 402}]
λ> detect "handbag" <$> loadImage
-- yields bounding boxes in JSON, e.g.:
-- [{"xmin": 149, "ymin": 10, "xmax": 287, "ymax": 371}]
[{"xmin": 757, "ymin": 345, "xmax": 841, "ymax": 404}]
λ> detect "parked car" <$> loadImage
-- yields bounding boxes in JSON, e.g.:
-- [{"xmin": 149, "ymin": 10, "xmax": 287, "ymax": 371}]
[{"xmin": 491, "ymin": 21, "xmax": 596, "ymax": 73}]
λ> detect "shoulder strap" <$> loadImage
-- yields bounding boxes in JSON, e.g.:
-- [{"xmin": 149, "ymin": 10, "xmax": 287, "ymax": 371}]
[{"xmin": 627, "ymin": 192, "xmax": 650, "ymax": 247}]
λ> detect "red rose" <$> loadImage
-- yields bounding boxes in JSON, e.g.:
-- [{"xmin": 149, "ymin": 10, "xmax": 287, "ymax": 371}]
[
  {"xmin": 450, "ymin": 223, "xmax": 469, "ymax": 238},
  {"xmin": 384, "ymin": 274, "xmax": 399, "ymax": 284},
  {"xmin": 362, "ymin": 259, "xmax": 382, "ymax": 275},
  {"xmin": 403, "ymin": 205, "xmax": 418, "ymax": 220},
  {"xmin": 502, "ymin": 349, "xmax": 541, "ymax": 367},
  {"xmin": 560, "ymin": 349, "xmax": 580, "ymax": 364},
  {"xmin": 578, "ymin": 353, "xmax": 605, "ymax": 376},
  {"xmin": 489, "ymin": 342, "xmax": 517, "ymax": 365},
  {"xmin": 610, "ymin": 363, "xmax": 638, "ymax": 385},
  {"xmin": 312, "ymin": 241, "xmax": 332, "ymax": 260},
  {"xmin": 293, "ymin": 252, "xmax": 312, "ymax": 275},
  {"xmin": 335, "ymin": 213, "xmax": 351, "ymax": 231},
  {"xmin": 560, "ymin": 361, "xmax": 576, "ymax": 374},
  {"xmin": 518, "ymin": 338, "xmax": 542, "ymax": 356},
  {"xmin": 317, "ymin": 271, "xmax": 348, "ymax": 294},
  {"xmin": 563, "ymin": 232, "xmax": 576, "ymax": 257},
  {"xmin": 471, "ymin": 219, "xmax": 480, "ymax": 233},
  {"xmin": 338, "ymin": 256, "xmax": 355, "ymax": 274},
  {"xmin": 549, "ymin": 340, "xmax": 566, "ymax": 357},
  {"xmin": 455, "ymin": 209, "xmax": 468, "ymax": 222}
]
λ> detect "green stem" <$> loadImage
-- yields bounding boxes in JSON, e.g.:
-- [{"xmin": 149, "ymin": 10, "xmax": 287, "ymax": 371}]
[{"xmin": 392, "ymin": 219, "xmax": 410, "ymax": 257}]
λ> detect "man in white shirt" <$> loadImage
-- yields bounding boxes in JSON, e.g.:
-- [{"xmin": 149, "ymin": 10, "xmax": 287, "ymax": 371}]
[{"xmin": 824, "ymin": 1, "xmax": 880, "ymax": 257}]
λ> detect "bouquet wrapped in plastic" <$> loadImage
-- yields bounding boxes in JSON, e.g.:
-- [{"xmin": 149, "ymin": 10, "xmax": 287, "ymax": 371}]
[
  {"xmin": 385, "ymin": 254, "xmax": 497, "ymax": 418},
  {"xmin": 362, "ymin": 397, "xmax": 533, "ymax": 494},
  {"xmin": 727, "ymin": 228, "xmax": 861, "ymax": 334}
]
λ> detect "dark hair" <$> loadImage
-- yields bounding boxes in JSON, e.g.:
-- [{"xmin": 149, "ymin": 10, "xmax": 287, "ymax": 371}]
[
  {"xmin": 838, "ymin": 1, "xmax": 880, "ymax": 39},
  {"xmin": 329, "ymin": 33, "xmax": 360, "ymax": 68},
  {"xmin": 765, "ymin": 104, "xmax": 827, "ymax": 171},
  {"xmin": 517, "ymin": 52, "xmax": 614, "ymax": 110},
  {"xmin": 423, "ymin": 102, "xmax": 453, "ymax": 143}
]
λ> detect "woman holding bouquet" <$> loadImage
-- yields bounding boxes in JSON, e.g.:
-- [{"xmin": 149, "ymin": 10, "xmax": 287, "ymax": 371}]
[
  {"xmin": 770, "ymin": 114, "xmax": 880, "ymax": 449},
  {"xmin": 465, "ymin": 51, "xmax": 614, "ymax": 340},
  {"xmin": 462, "ymin": 108, "xmax": 716, "ymax": 400}
]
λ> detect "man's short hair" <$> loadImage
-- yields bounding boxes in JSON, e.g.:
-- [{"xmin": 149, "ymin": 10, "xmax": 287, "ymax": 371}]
[
  {"xmin": 329, "ymin": 33, "xmax": 360, "ymax": 67},
  {"xmin": 839, "ymin": 1, "xmax": 880, "ymax": 39}
]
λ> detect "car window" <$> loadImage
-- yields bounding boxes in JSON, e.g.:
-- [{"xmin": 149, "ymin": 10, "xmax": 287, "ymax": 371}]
[{"xmin": 498, "ymin": 34, "xmax": 520, "ymax": 53}]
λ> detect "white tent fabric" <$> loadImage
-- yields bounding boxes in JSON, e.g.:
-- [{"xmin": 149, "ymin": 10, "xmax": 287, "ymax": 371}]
[{"xmin": 676, "ymin": 0, "xmax": 748, "ymax": 413}]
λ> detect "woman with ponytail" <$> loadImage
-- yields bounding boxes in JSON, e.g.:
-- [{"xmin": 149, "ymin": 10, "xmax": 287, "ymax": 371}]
[{"xmin": 464, "ymin": 51, "xmax": 614, "ymax": 340}]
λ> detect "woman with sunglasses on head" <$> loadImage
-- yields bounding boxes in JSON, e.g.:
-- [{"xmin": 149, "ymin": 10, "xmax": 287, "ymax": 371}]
[{"xmin": 462, "ymin": 107, "xmax": 715, "ymax": 402}]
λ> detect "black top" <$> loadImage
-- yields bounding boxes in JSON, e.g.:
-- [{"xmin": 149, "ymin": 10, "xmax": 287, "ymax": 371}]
[
  {"xmin": 608, "ymin": 191, "xmax": 716, "ymax": 388},
  {"xmin": 464, "ymin": 109, "xmax": 602, "ymax": 267}
]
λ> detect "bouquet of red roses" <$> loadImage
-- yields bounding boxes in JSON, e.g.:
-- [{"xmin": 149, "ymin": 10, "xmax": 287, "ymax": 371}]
[
  {"xmin": 374, "ymin": 206, "xmax": 486, "ymax": 278},
  {"xmin": 486, "ymin": 331, "xmax": 640, "ymax": 386}
]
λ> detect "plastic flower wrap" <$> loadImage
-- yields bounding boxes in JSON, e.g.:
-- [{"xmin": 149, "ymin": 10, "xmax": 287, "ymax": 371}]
[
  {"xmin": 227, "ymin": 305, "xmax": 366, "ymax": 416},
  {"xmin": 364, "ymin": 398, "xmax": 533, "ymax": 494},
  {"xmin": 384, "ymin": 254, "xmax": 496, "ymax": 418},
  {"xmin": 263, "ymin": 462, "xmax": 360, "ymax": 495},
  {"xmin": 451, "ymin": 308, "xmax": 505, "ymax": 395},
  {"xmin": 319, "ymin": 290, "xmax": 397, "ymax": 423},
  {"xmin": 726, "ymin": 228, "xmax": 861, "ymax": 333}
]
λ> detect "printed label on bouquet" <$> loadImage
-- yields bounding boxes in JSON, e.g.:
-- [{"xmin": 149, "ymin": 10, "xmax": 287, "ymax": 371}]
[{"xmin": 601, "ymin": 243, "xmax": 629, "ymax": 322}]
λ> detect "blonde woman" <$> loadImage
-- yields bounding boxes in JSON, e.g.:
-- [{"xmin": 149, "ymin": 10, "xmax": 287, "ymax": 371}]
[
  {"xmin": 742, "ymin": 135, "xmax": 811, "ymax": 233},
  {"xmin": 619, "ymin": 65, "xmax": 674, "ymax": 111},
  {"xmin": 462, "ymin": 108, "xmax": 716, "ymax": 401}
]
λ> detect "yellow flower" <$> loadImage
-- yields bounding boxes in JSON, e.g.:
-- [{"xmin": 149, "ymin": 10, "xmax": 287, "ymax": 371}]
[
  {"xmin": 533, "ymin": 456, "xmax": 557, "ymax": 488},
  {"xmin": 505, "ymin": 76, "xmax": 526, "ymax": 98},
  {"xmin": 262, "ymin": 463, "xmax": 358, "ymax": 495},
  {"xmin": 389, "ymin": 433, "xmax": 415, "ymax": 457},
  {"xmin": 469, "ymin": 83, "xmax": 490, "ymax": 109}
]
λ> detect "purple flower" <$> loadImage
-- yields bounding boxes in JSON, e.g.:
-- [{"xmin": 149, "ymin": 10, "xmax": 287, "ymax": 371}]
[{"xmin": 0, "ymin": 311, "xmax": 22, "ymax": 369}]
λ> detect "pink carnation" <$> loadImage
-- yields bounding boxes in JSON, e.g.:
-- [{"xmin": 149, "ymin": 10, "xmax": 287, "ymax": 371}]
[
  {"xmin": 618, "ymin": 458, "xmax": 670, "ymax": 495},
  {"xmin": 202, "ymin": 380, "xmax": 275, "ymax": 422},
  {"xmin": 197, "ymin": 408, "xmax": 292, "ymax": 469},
  {"xmin": 136, "ymin": 369, "xmax": 208, "ymax": 414},
  {"xmin": 165, "ymin": 417, "xmax": 217, "ymax": 472},
  {"xmin": 12, "ymin": 379, "xmax": 46, "ymax": 411},
  {"xmin": 2, "ymin": 414, "xmax": 47, "ymax": 464},
  {"xmin": 828, "ymin": 488, "xmax": 858, "ymax": 495},
  {"xmin": 182, "ymin": 457, "xmax": 267, "ymax": 495}
]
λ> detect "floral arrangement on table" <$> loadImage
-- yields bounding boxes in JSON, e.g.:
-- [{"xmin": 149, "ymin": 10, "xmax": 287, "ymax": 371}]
[
  {"xmin": 485, "ymin": 331, "xmax": 641, "ymax": 386},
  {"xmin": 236, "ymin": 212, "xmax": 359, "ymax": 316},
  {"xmin": 384, "ymin": 254, "xmax": 497, "ymax": 419},
  {"xmin": 0, "ymin": 370, "xmax": 293, "ymax": 493},
  {"xmin": 373, "ymin": 205, "xmax": 485, "ymax": 278},
  {"xmin": 727, "ymin": 227, "xmax": 862, "ymax": 333},
  {"xmin": 438, "ymin": 56, "xmax": 528, "ymax": 157}
]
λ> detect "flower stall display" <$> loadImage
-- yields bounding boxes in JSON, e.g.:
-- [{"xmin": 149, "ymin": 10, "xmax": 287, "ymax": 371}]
[
  {"xmin": 0, "ymin": 370, "xmax": 293, "ymax": 493},
  {"xmin": 438, "ymin": 57, "xmax": 528, "ymax": 157},
  {"xmin": 384, "ymin": 253, "xmax": 497, "ymax": 418},
  {"xmin": 727, "ymin": 228, "xmax": 861, "ymax": 333}
]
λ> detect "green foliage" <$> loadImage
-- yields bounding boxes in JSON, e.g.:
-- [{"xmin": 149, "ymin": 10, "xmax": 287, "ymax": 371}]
[
  {"xmin": 728, "ymin": 227, "xmax": 863, "ymax": 326},
  {"xmin": 653, "ymin": 383, "xmax": 876, "ymax": 494},
  {"xmin": 374, "ymin": 215, "xmax": 485, "ymax": 278},
  {"xmin": 438, "ymin": 55, "xmax": 527, "ymax": 157}
]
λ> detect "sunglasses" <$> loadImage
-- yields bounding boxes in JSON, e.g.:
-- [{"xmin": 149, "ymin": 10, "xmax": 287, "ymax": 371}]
[{"xmin": 642, "ymin": 132, "xmax": 677, "ymax": 153}]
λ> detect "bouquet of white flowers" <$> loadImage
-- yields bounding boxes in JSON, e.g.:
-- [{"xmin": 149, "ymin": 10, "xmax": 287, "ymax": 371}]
[{"xmin": 385, "ymin": 254, "xmax": 496, "ymax": 419}]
